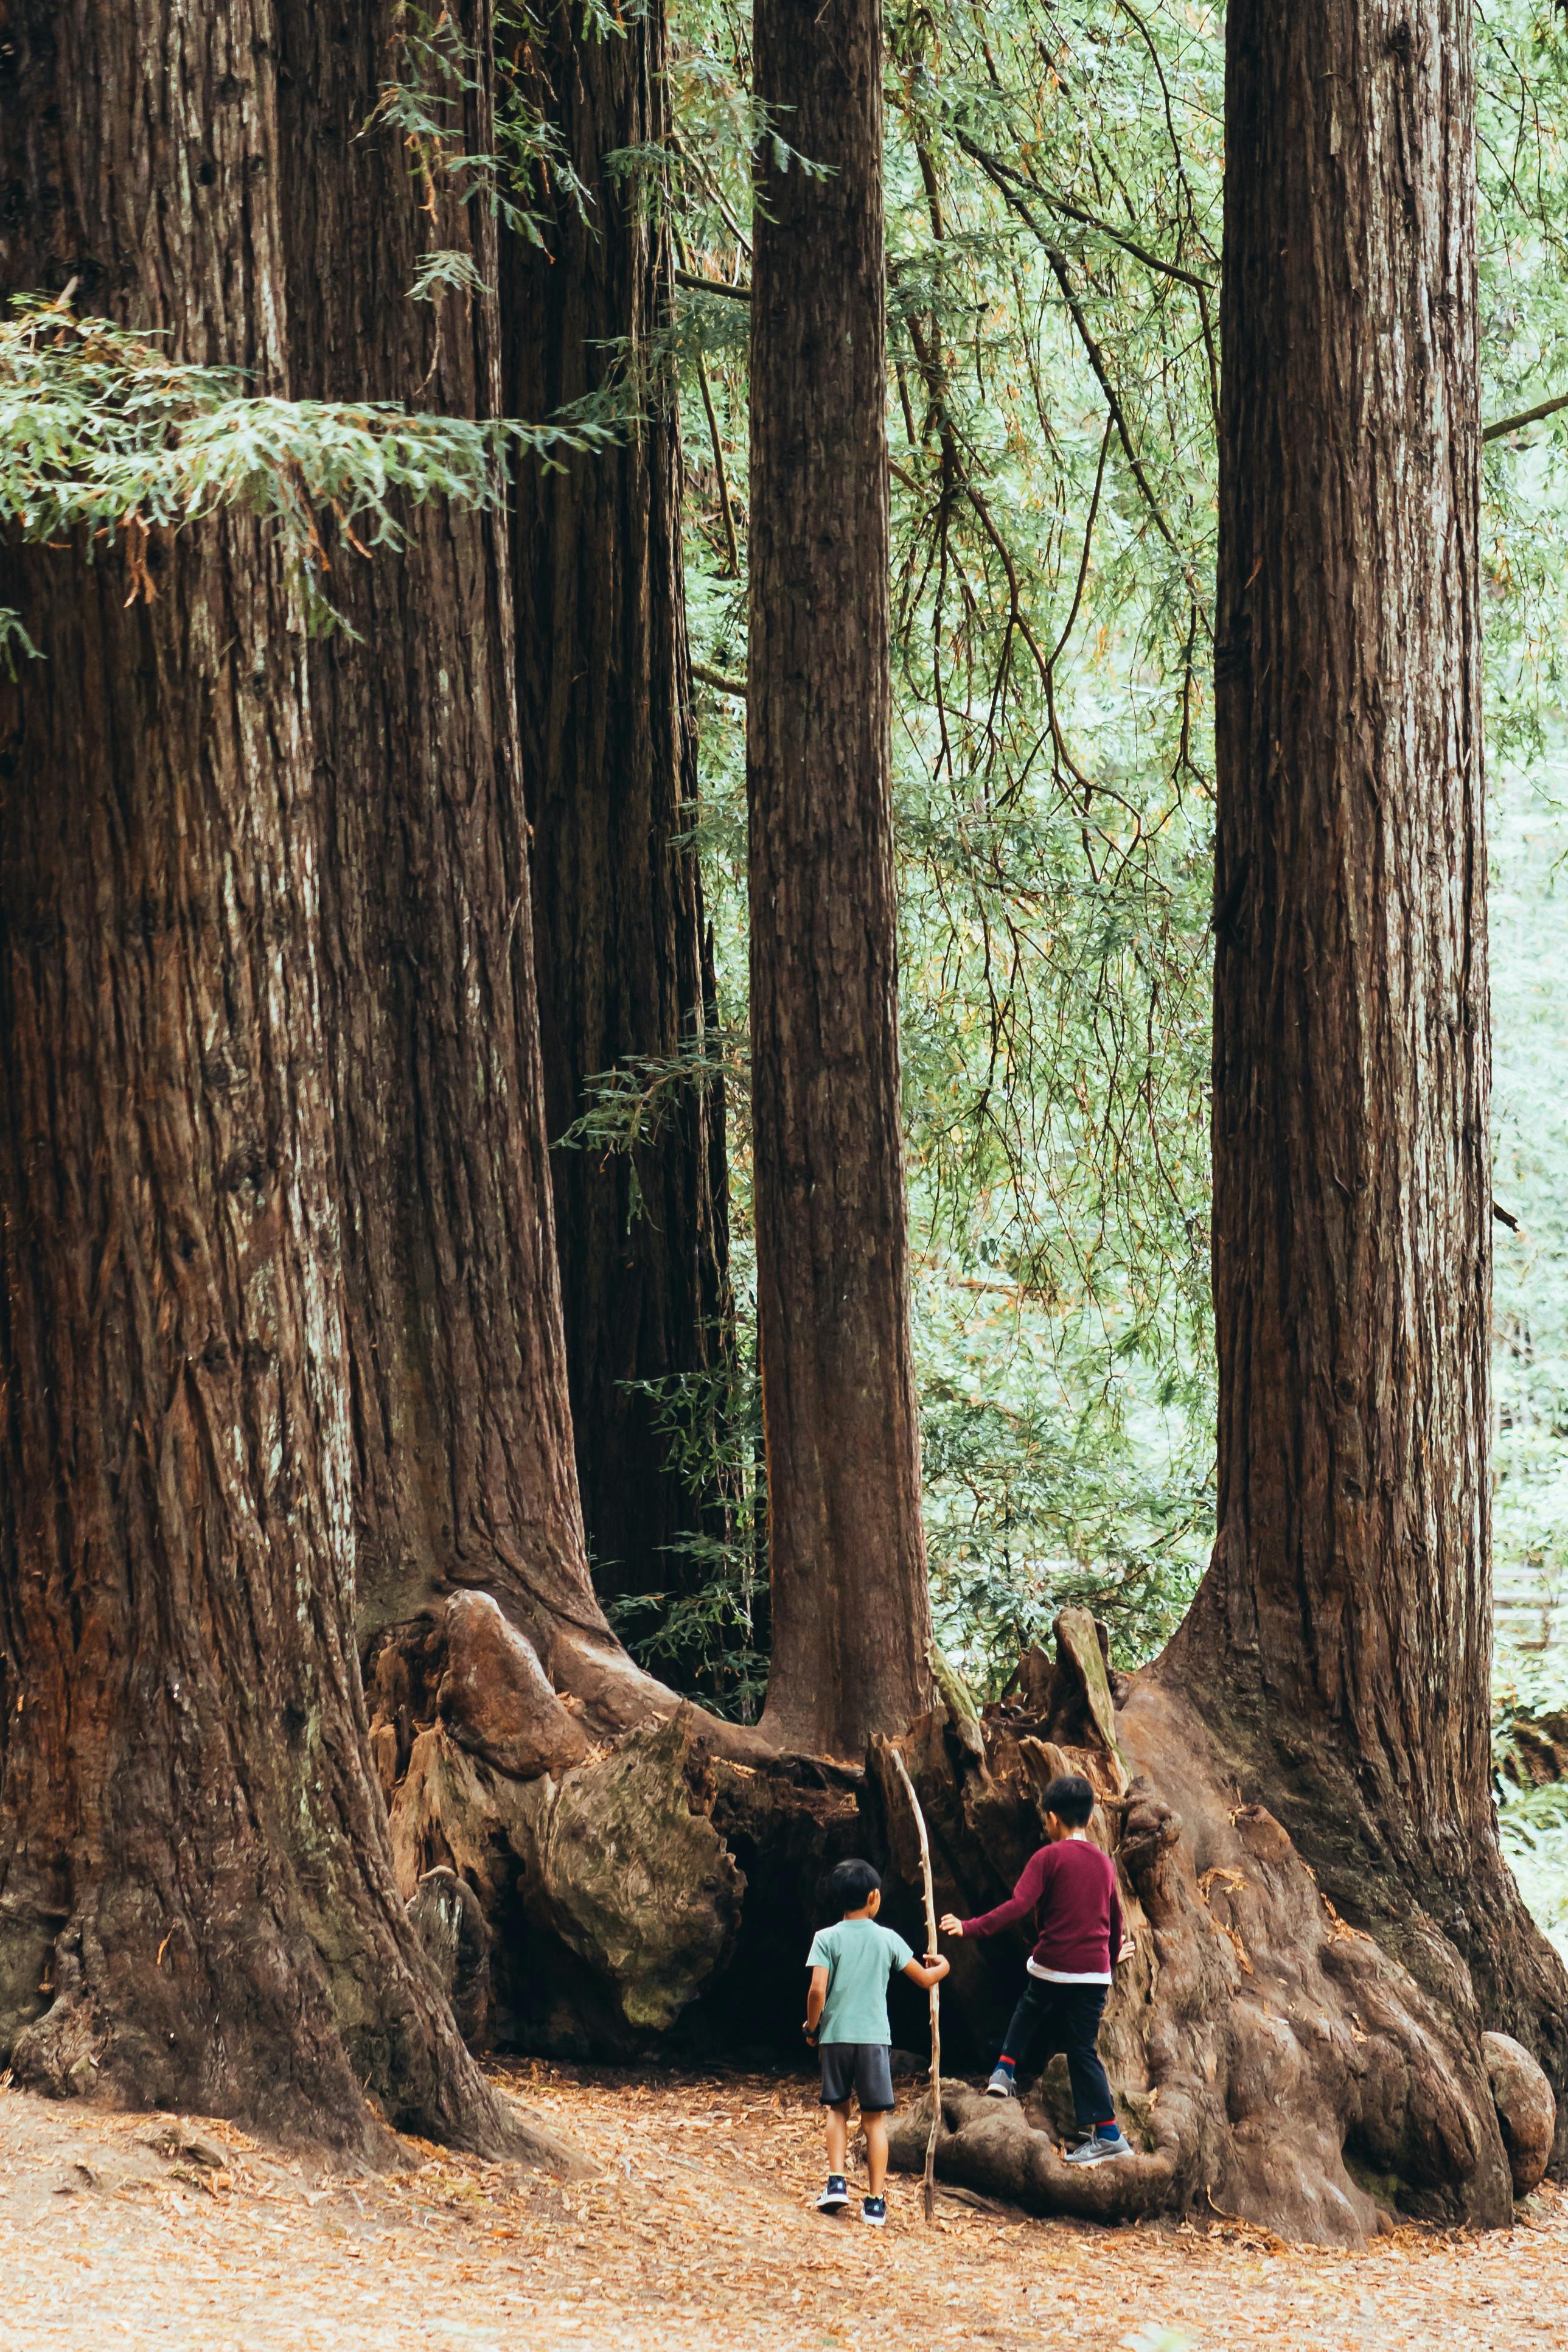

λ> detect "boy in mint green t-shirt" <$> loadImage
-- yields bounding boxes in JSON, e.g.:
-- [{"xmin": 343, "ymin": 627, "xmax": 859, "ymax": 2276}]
[{"xmin": 804, "ymin": 1858, "xmax": 949, "ymax": 2225}]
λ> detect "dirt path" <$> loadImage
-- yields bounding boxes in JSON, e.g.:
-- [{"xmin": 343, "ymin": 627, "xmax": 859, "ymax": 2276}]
[{"xmin": 0, "ymin": 2062, "xmax": 1563, "ymax": 2349}]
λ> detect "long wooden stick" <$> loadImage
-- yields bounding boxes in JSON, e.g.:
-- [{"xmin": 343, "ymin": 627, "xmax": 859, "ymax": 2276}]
[{"xmin": 890, "ymin": 1745, "xmax": 942, "ymax": 2223}]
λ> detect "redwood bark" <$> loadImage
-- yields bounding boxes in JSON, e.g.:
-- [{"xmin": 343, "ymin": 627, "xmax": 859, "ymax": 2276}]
[
  {"xmin": 1162, "ymin": 0, "xmax": 1568, "ymax": 2098},
  {"xmin": 268, "ymin": 0, "xmax": 655, "ymax": 1730},
  {"xmin": 501, "ymin": 4, "xmax": 733, "ymax": 1606},
  {"xmin": 0, "ymin": 0, "xmax": 560, "ymax": 2158},
  {"xmin": 748, "ymin": 0, "xmax": 933, "ymax": 1755}
]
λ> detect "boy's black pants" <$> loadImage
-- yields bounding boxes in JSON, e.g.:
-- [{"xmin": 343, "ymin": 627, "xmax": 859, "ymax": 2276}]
[{"xmin": 1000, "ymin": 1977, "xmax": 1115, "ymax": 2130}]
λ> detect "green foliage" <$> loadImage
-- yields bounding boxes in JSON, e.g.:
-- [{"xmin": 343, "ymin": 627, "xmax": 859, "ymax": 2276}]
[
  {"xmin": 1494, "ymin": 1636, "xmax": 1568, "ymax": 1965},
  {"xmin": 0, "ymin": 293, "xmax": 612, "ymax": 633},
  {"xmin": 664, "ymin": 0, "xmax": 1223, "ymax": 1701},
  {"xmin": 558, "ymin": 1024, "xmax": 748, "ymax": 1223},
  {"xmin": 607, "ymin": 1335, "xmax": 770, "ymax": 1723},
  {"xmin": 373, "ymin": 0, "xmax": 600, "ymax": 248},
  {"xmin": 0, "ymin": 607, "xmax": 41, "ymax": 679},
  {"xmin": 1490, "ymin": 752, "xmax": 1568, "ymax": 1958},
  {"xmin": 407, "ymin": 248, "xmax": 491, "ymax": 303}
]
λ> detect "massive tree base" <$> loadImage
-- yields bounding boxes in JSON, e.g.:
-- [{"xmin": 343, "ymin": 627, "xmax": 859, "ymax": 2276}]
[
  {"xmin": 882, "ymin": 1629, "xmax": 1558, "ymax": 2243},
  {"xmin": 372, "ymin": 1596, "xmax": 1560, "ymax": 2240}
]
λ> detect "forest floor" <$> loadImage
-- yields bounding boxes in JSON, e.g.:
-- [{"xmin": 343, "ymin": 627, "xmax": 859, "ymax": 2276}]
[{"xmin": 0, "ymin": 2061, "xmax": 1564, "ymax": 2350}]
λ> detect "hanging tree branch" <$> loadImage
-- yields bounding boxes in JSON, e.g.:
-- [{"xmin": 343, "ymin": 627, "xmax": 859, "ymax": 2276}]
[
  {"xmin": 954, "ymin": 131, "xmax": 1215, "ymax": 293},
  {"xmin": 1483, "ymin": 388, "xmax": 1568, "ymax": 441}
]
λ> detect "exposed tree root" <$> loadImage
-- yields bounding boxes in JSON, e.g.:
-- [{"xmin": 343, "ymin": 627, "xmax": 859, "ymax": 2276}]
[
  {"xmin": 371, "ymin": 1596, "xmax": 1560, "ymax": 2240},
  {"xmin": 880, "ymin": 1622, "xmax": 1555, "ymax": 2242},
  {"xmin": 372, "ymin": 1603, "xmax": 751, "ymax": 2042},
  {"xmin": 369, "ymin": 1597, "xmax": 856, "ymax": 2053}
]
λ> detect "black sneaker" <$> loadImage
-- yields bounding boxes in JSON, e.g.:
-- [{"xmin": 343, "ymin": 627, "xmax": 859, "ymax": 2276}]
[
  {"xmin": 814, "ymin": 2174, "xmax": 850, "ymax": 2211},
  {"xmin": 860, "ymin": 2194, "xmax": 887, "ymax": 2227}
]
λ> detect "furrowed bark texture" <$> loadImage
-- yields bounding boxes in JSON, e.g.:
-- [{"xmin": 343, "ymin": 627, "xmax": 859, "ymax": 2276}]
[
  {"xmin": 268, "ymin": 4, "xmax": 770, "ymax": 2070},
  {"xmin": 748, "ymin": 0, "xmax": 933, "ymax": 1757},
  {"xmin": 272, "ymin": 1, "xmax": 622, "ymax": 1703},
  {"xmin": 0, "ymin": 0, "xmax": 568, "ymax": 2162},
  {"xmin": 1162, "ymin": 0, "xmax": 1568, "ymax": 2119},
  {"xmin": 502, "ymin": 4, "xmax": 734, "ymax": 1609},
  {"xmin": 273, "ymin": 1, "xmax": 690, "ymax": 1745}
]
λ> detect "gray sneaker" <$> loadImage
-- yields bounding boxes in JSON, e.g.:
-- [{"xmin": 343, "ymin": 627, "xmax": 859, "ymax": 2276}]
[
  {"xmin": 1063, "ymin": 2129, "xmax": 1134, "ymax": 2165},
  {"xmin": 984, "ymin": 2065, "xmax": 1017, "ymax": 2098}
]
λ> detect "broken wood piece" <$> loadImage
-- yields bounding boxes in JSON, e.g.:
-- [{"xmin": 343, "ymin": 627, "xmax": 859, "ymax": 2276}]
[{"xmin": 1051, "ymin": 1608, "xmax": 1128, "ymax": 1791}]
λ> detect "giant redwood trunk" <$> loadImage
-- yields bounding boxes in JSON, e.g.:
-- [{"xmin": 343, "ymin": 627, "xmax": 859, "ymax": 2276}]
[
  {"xmin": 1160, "ymin": 0, "xmax": 1568, "ymax": 2076},
  {"xmin": 0, "ymin": 0, "xmax": 566, "ymax": 2163},
  {"xmin": 258, "ymin": 1, "xmax": 776, "ymax": 2064},
  {"xmin": 889, "ymin": 0, "xmax": 1567, "ymax": 2240},
  {"xmin": 270, "ymin": 0, "xmax": 655, "ymax": 1731},
  {"xmin": 748, "ymin": 0, "xmax": 933, "ymax": 1757},
  {"xmin": 501, "ymin": 4, "xmax": 734, "ymax": 1608}
]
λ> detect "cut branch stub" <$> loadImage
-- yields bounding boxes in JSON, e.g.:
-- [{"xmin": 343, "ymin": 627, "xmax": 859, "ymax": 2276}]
[
  {"xmin": 1482, "ymin": 2032, "xmax": 1556, "ymax": 2195},
  {"xmin": 437, "ymin": 1593, "xmax": 590, "ymax": 1780}
]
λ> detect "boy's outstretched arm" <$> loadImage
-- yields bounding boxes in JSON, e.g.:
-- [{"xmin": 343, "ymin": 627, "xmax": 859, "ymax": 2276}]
[
  {"xmin": 939, "ymin": 1848, "xmax": 1050, "ymax": 1942},
  {"xmin": 803, "ymin": 1964, "xmax": 828, "ymax": 2043},
  {"xmin": 902, "ymin": 1953, "xmax": 950, "ymax": 1991}
]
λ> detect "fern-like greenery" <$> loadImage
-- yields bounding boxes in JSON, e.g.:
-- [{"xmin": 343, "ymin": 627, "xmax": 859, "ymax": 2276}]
[{"xmin": 0, "ymin": 292, "xmax": 613, "ymax": 633}]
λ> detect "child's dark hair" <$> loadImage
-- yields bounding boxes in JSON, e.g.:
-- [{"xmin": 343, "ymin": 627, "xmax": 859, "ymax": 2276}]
[
  {"xmin": 826, "ymin": 1858, "xmax": 882, "ymax": 1914},
  {"xmin": 1041, "ymin": 1773, "xmax": 1095, "ymax": 1829}
]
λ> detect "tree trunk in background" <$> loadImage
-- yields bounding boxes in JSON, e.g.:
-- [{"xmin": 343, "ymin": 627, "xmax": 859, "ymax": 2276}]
[
  {"xmin": 1162, "ymin": 0, "xmax": 1568, "ymax": 2100},
  {"xmin": 748, "ymin": 0, "xmax": 932, "ymax": 1756},
  {"xmin": 0, "ymin": 0, "xmax": 565, "ymax": 2163},
  {"xmin": 271, "ymin": 0, "xmax": 653, "ymax": 1728},
  {"xmin": 501, "ymin": 4, "xmax": 734, "ymax": 1609}
]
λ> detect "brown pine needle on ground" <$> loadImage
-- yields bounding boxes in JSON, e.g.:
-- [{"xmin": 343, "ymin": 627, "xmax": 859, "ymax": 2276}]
[{"xmin": 0, "ymin": 2064, "xmax": 1561, "ymax": 2349}]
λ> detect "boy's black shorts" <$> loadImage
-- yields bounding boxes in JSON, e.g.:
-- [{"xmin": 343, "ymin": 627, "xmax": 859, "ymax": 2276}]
[{"xmin": 818, "ymin": 2042, "xmax": 895, "ymax": 2113}]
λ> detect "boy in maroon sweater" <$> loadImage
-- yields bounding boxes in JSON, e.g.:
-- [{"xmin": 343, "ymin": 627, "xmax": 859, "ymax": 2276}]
[{"xmin": 940, "ymin": 1771, "xmax": 1135, "ymax": 2165}]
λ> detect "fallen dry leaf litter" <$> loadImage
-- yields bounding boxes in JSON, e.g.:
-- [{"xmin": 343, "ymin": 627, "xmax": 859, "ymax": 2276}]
[{"xmin": 0, "ymin": 2063, "xmax": 1561, "ymax": 2348}]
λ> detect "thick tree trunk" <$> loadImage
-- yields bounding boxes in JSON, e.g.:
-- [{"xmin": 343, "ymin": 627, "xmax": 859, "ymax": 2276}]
[
  {"xmin": 896, "ymin": 0, "xmax": 1567, "ymax": 2236},
  {"xmin": 748, "ymin": 0, "xmax": 933, "ymax": 1757},
  {"xmin": 269, "ymin": 0, "xmax": 655, "ymax": 1731},
  {"xmin": 0, "ymin": 0, "xmax": 570, "ymax": 2165},
  {"xmin": 882, "ymin": 2, "xmax": 1568, "ymax": 2239},
  {"xmin": 501, "ymin": 4, "xmax": 734, "ymax": 1608},
  {"xmin": 267, "ymin": 4, "xmax": 770, "ymax": 2062},
  {"xmin": 1160, "ymin": 0, "xmax": 1568, "ymax": 2099}
]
